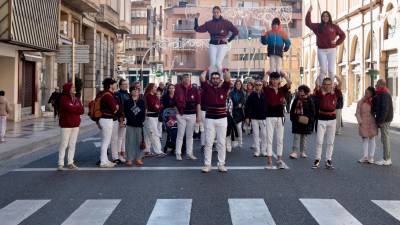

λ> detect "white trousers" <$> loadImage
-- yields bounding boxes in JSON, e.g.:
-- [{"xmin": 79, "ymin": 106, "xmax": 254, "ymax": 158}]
[
  {"xmin": 266, "ymin": 117, "xmax": 285, "ymax": 157},
  {"xmin": 200, "ymin": 110, "xmax": 206, "ymax": 146},
  {"xmin": 317, "ymin": 48, "xmax": 336, "ymax": 84},
  {"xmin": 208, "ymin": 44, "xmax": 230, "ymax": 76},
  {"xmin": 175, "ymin": 114, "xmax": 196, "ymax": 156},
  {"xmin": 111, "ymin": 120, "xmax": 126, "ymax": 160},
  {"xmin": 0, "ymin": 116, "xmax": 6, "ymax": 141},
  {"xmin": 144, "ymin": 116, "xmax": 162, "ymax": 154},
  {"xmin": 99, "ymin": 118, "xmax": 114, "ymax": 165},
  {"xmin": 158, "ymin": 121, "xmax": 163, "ymax": 138},
  {"xmin": 251, "ymin": 119, "xmax": 267, "ymax": 155},
  {"xmin": 58, "ymin": 127, "xmax": 79, "ymax": 166},
  {"xmin": 235, "ymin": 122, "xmax": 243, "ymax": 145},
  {"xmin": 315, "ymin": 119, "xmax": 337, "ymax": 161},
  {"xmin": 269, "ymin": 55, "xmax": 283, "ymax": 73},
  {"xmin": 362, "ymin": 137, "xmax": 376, "ymax": 159},
  {"xmin": 204, "ymin": 118, "xmax": 227, "ymax": 166}
]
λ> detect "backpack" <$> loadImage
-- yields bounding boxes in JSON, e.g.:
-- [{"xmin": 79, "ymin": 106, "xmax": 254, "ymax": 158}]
[{"xmin": 88, "ymin": 92, "xmax": 112, "ymax": 121}]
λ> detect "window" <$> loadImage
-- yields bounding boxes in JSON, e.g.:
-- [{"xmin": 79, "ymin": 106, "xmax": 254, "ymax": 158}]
[
  {"xmin": 131, "ymin": 25, "xmax": 147, "ymax": 35},
  {"xmin": 131, "ymin": 9, "xmax": 147, "ymax": 18}
]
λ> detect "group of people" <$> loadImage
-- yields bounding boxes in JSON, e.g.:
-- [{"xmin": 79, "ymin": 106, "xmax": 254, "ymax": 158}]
[{"xmin": 51, "ymin": 5, "xmax": 393, "ymax": 171}]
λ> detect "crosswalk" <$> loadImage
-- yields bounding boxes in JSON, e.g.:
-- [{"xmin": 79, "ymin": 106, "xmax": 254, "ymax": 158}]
[{"xmin": 0, "ymin": 198, "xmax": 399, "ymax": 225}]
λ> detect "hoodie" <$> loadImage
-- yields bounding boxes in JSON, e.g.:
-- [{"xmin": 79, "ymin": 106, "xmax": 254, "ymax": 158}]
[
  {"xmin": 58, "ymin": 83, "xmax": 84, "ymax": 128},
  {"xmin": 261, "ymin": 24, "xmax": 291, "ymax": 57},
  {"xmin": 0, "ymin": 96, "xmax": 11, "ymax": 116},
  {"xmin": 194, "ymin": 16, "xmax": 239, "ymax": 44}
]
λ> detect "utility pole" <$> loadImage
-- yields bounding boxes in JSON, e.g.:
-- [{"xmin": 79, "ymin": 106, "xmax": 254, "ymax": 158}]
[{"xmin": 367, "ymin": 0, "xmax": 379, "ymax": 86}]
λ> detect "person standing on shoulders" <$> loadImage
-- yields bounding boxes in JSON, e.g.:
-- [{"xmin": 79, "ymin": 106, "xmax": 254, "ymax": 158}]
[
  {"xmin": 373, "ymin": 79, "xmax": 393, "ymax": 166},
  {"xmin": 57, "ymin": 83, "xmax": 84, "ymax": 171},
  {"xmin": 356, "ymin": 86, "xmax": 378, "ymax": 164},
  {"xmin": 200, "ymin": 69, "xmax": 231, "ymax": 173}
]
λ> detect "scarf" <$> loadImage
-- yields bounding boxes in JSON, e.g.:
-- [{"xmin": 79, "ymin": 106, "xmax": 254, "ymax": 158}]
[
  {"xmin": 376, "ymin": 87, "xmax": 389, "ymax": 95},
  {"xmin": 294, "ymin": 95, "xmax": 307, "ymax": 115}
]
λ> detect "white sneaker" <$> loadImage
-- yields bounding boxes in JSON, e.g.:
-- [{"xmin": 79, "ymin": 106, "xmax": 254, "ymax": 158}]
[
  {"xmin": 218, "ymin": 165, "xmax": 228, "ymax": 172},
  {"xmin": 375, "ymin": 159, "xmax": 392, "ymax": 166},
  {"xmin": 201, "ymin": 165, "xmax": 211, "ymax": 173},
  {"xmin": 358, "ymin": 157, "xmax": 369, "ymax": 163},
  {"xmin": 119, "ymin": 155, "xmax": 126, "ymax": 163},
  {"xmin": 187, "ymin": 155, "xmax": 197, "ymax": 160},
  {"xmin": 176, "ymin": 155, "xmax": 182, "ymax": 161},
  {"xmin": 368, "ymin": 158, "xmax": 375, "ymax": 164},
  {"xmin": 253, "ymin": 152, "xmax": 260, "ymax": 157},
  {"xmin": 100, "ymin": 162, "xmax": 116, "ymax": 168}
]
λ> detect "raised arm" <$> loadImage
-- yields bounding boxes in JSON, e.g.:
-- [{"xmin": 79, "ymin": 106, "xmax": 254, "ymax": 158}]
[
  {"xmin": 200, "ymin": 69, "xmax": 207, "ymax": 83},
  {"xmin": 335, "ymin": 76, "xmax": 342, "ymax": 90},
  {"xmin": 282, "ymin": 72, "xmax": 292, "ymax": 87},
  {"xmin": 305, "ymin": 6, "xmax": 318, "ymax": 33},
  {"xmin": 223, "ymin": 69, "xmax": 231, "ymax": 83},
  {"xmin": 194, "ymin": 16, "xmax": 208, "ymax": 33}
]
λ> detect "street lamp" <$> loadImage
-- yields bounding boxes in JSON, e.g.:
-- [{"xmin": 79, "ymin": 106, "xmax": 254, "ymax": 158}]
[
  {"xmin": 168, "ymin": 55, "xmax": 183, "ymax": 82},
  {"xmin": 367, "ymin": 0, "xmax": 379, "ymax": 85}
]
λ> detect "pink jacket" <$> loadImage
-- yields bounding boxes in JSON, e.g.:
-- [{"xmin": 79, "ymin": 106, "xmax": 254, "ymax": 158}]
[{"xmin": 356, "ymin": 97, "xmax": 378, "ymax": 138}]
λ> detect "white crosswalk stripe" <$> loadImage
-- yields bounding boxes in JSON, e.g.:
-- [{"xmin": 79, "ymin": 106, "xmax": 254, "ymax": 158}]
[
  {"xmin": 146, "ymin": 199, "xmax": 192, "ymax": 225},
  {"xmin": 61, "ymin": 199, "xmax": 121, "ymax": 225},
  {"xmin": 0, "ymin": 200, "xmax": 50, "ymax": 225},
  {"xmin": 372, "ymin": 200, "xmax": 400, "ymax": 221},
  {"xmin": 229, "ymin": 199, "xmax": 276, "ymax": 225},
  {"xmin": 300, "ymin": 198, "xmax": 362, "ymax": 225}
]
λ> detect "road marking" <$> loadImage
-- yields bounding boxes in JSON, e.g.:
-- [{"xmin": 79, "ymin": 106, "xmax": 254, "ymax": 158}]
[
  {"xmin": 372, "ymin": 200, "xmax": 400, "ymax": 221},
  {"xmin": 61, "ymin": 199, "xmax": 120, "ymax": 225},
  {"xmin": 93, "ymin": 142, "xmax": 101, "ymax": 148},
  {"xmin": 300, "ymin": 198, "xmax": 362, "ymax": 225},
  {"xmin": 82, "ymin": 137, "xmax": 101, "ymax": 142},
  {"xmin": 0, "ymin": 200, "xmax": 50, "ymax": 225},
  {"xmin": 229, "ymin": 199, "xmax": 276, "ymax": 225},
  {"xmin": 13, "ymin": 166, "xmax": 272, "ymax": 172},
  {"xmin": 146, "ymin": 199, "xmax": 192, "ymax": 225}
]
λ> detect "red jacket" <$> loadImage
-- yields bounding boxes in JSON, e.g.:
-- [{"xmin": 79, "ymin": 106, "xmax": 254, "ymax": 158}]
[
  {"xmin": 195, "ymin": 17, "xmax": 239, "ymax": 44},
  {"xmin": 98, "ymin": 90, "xmax": 118, "ymax": 119},
  {"xmin": 174, "ymin": 83, "xmax": 200, "ymax": 115},
  {"xmin": 145, "ymin": 93, "xmax": 161, "ymax": 113},
  {"xmin": 200, "ymin": 80, "xmax": 230, "ymax": 119},
  {"xmin": 59, "ymin": 83, "xmax": 84, "ymax": 128},
  {"xmin": 305, "ymin": 11, "xmax": 345, "ymax": 49},
  {"xmin": 263, "ymin": 84, "xmax": 290, "ymax": 117}
]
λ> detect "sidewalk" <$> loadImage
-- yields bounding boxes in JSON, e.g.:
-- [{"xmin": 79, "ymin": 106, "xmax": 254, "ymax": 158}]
[{"xmin": 0, "ymin": 115, "xmax": 97, "ymax": 161}]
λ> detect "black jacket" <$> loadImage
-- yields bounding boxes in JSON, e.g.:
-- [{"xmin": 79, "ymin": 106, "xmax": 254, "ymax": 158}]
[
  {"xmin": 290, "ymin": 97, "xmax": 315, "ymax": 134},
  {"xmin": 336, "ymin": 94, "xmax": 344, "ymax": 109},
  {"xmin": 124, "ymin": 98, "xmax": 145, "ymax": 127},
  {"xmin": 373, "ymin": 92, "xmax": 393, "ymax": 125},
  {"xmin": 230, "ymin": 90, "xmax": 246, "ymax": 123},
  {"xmin": 245, "ymin": 91, "xmax": 267, "ymax": 120}
]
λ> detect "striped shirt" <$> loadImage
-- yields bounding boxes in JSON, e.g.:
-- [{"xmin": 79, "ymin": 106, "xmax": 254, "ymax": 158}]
[{"xmin": 200, "ymin": 80, "xmax": 230, "ymax": 119}]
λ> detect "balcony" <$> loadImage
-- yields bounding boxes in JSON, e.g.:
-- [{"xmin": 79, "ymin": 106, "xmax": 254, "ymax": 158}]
[
  {"xmin": 166, "ymin": 0, "xmax": 197, "ymax": 8},
  {"xmin": 96, "ymin": 4, "xmax": 120, "ymax": 33},
  {"xmin": 118, "ymin": 21, "xmax": 131, "ymax": 34},
  {"xmin": 61, "ymin": 0, "xmax": 99, "ymax": 13},
  {"xmin": 173, "ymin": 22, "xmax": 195, "ymax": 33}
]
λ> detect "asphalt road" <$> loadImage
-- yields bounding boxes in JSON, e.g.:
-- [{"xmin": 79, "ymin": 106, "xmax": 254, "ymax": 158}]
[{"xmin": 0, "ymin": 120, "xmax": 399, "ymax": 225}]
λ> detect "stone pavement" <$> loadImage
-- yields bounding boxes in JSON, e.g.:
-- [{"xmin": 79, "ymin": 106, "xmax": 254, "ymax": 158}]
[{"xmin": 0, "ymin": 115, "xmax": 96, "ymax": 161}]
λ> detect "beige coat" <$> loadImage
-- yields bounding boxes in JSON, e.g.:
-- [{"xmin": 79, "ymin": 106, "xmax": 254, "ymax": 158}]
[
  {"xmin": 0, "ymin": 96, "xmax": 11, "ymax": 116},
  {"xmin": 355, "ymin": 97, "xmax": 378, "ymax": 138}
]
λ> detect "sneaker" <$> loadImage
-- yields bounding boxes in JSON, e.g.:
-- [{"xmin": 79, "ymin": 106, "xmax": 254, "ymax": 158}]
[
  {"xmin": 375, "ymin": 159, "xmax": 392, "ymax": 166},
  {"xmin": 67, "ymin": 164, "xmax": 78, "ymax": 170},
  {"xmin": 126, "ymin": 160, "xmax": 133, "ymax": 167},
  {"xmin": 289, "ymin": 152, "xmax": 298, "ymax": 159},
  {"xmin": 226, "ymin": 147, "xmax": 232, "ymax": 153},
  {"xmin": 277, "ymin": 160, "xmax": 285, "ymax": 169},
  {"xmin": 100, "ymin": 162, "xmax": 116, "ymax": 168},
  {"xmin": 176, "ymin": 154, "xmax": 182, "ymax": 161},
  {"xmin": 218, "ymin": 165, "xmax": 228, "ymax": 172},
  {"xmin": 187, "ymin": 155, "xmax": 197, "ymax": 160},
  {"xmin": 57, "ymin": 165, "xmax": 64, "ymax": 171},
  {"xmin": 300, "ymin": 152, "xmax": 308, "ymax": 158},
  {"xmin": 261, "ymin": 153, "xmax": 268, "ymax": 157},
  {"xmin": 253, "ymin": 152, "xmax": 260, "ymax": 157},
  {"xmin": 113, "ymin": 159, "xmax": 122, "ymax": 164},
  {"xmin": 312, "ymin": 160, "xmax": 320, "ymax": 169},
  {"xmin": 118, "ymin": 155, "xmax": 126, "ymax": 163},
  {"xmin": 358, "ymin": 157, "xmax": 369, "ymax": 163},
  {"xmin": 325, "ymin": 160, "xmax": 335, "ymax": 170},
  {"xmin": 201, "ymin": 165, "xmax": 211, "ymax": 173},
  {"xmin": 368, "ymin": 158, "xmax": 375, "ymax": 164},
  {"xmin": 156, "ymin": 153, "xmax": 166, "ymax": 158}
]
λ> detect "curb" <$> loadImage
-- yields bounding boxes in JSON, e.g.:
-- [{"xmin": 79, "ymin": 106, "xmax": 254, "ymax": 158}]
[{"xmin": 0, "ymin": 123, "xmax": 97, "ymax": 162}]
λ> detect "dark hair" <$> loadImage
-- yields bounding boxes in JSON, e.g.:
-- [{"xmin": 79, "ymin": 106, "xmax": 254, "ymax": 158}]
[
  {"xmin": 129, "ymin": 85, "xmax": 139, "ymax": 93},
  {"xmin": 0, "ymin": 90, "xmax": 4, "ymax": 96},
  {"xmin": 210, "ymin": 72, "xmax": 220, "ymax": 77},
  {"xmin": 322, "ymin": 77, "xmax": 332, "ymax": 83},
  {"xmin": 318, "ymin": 11, "xmax": 333, "ymax": 33},
  {"xmin": 366, "ymin": 86, "xmax": 376, "ymax": 97},
  {"xmin": 145, "ymin": 83, "xmax": 156, "ymax": 95},
  {"xmin": 118, "ymin": 78, "xmax": 127, "ymax": 86},
  {"xmin": 102, "ymin": 77, "xmax": 116, "ymax": 90},
  {"xmin": 298, "ymin": 85, "xmax": 311, "ymax": 94},
  {"xmin": 157, "ymin": 87, "xmax": 163, "ymax": 93},
  {"xmin": 234, "ymin": 79, "xmax": 243, "ymax": 90},
  {"xmin": 269, "ymin": 72, "xmax": 281, "ymax": 79},
  {"xmin": 212, "ymin": 6, "xmax": 221, "ymax": 12},
  {"xmin": 272, "ymin": 17, "xmax": 280, "ymax": 26}
]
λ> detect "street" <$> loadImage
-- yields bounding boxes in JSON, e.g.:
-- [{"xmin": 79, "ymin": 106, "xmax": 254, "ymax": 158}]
[{"xmin": 0, "ymin": 121, "xmax": 399, "ymax": 225}]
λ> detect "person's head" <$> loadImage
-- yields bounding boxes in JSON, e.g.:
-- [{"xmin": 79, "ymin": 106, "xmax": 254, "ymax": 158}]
[
  {"xmin": 129, "ymin": 85, "xmax": 140, "ymax": 98},
  {"xmin": 254, "ymin": 80, "xmax": 263, "ymax": 92},
  {"xmin": 234, "ymin": 80, "xmax": 242, "ymax": 91},
  {"xmin": 321, "ymin": 11, "xmax": 332, "ymax": 24},
  {"xmin": 365, "ymin": 86, "xmax": 376, "ymax": 98},
  {"xmin": 322, "ymin": 77, "xmax": 333, "ymax": 92},
  {"xmin": 167, "ymin": 84, "xmax": 175, "ymax": 95},
  {"xmin": 271, "ymin": 17, "xmax": 280, "ymax": 30},
  {"xmin": 62, "ymin": 83, "xmax": 75, "ymax": 95},
  {"xmin": 246, "ymin": 82, "xmax": 254, "ymax": 91},
  {"xmin": 212, "ymin": 6, "xmax": 222, "ymax": 19},
  {"xmin": 297, "ymin": 85, "xmax": 311, "ymax": 98},
  {"xmin": 181, "ymin": 74, "xmax": 190, "ymax": 86},
  {"xmin": 55, "ymin": 87, "xmax": 60, "ymax": 92},
  {"xmin": 145, "ymin": 83, "xmax": 157, "ymax": 95},
  {"xmin": 156, "ymin": 87, "xmax": 163, "ymax": 98},
  {"xmin": 0, "ymin": 90, "xmax": 5, "ymax": 96},
  {"xmin": 376, "ymin": 79, "xmax": 387, "ymax": 89},
  {"xmin": 158, "ymin": 82, "xmax": 165, "ymax": 89},
  {"xmin": 269, "ymin": 72, "xmax": 281, "ymax": 88},
  {"xmin": 210, "ymin": 72, "xmax": 221, "ymax": 86},
  {"xmin": 119, "ymin": 79, "xmax": 128, "ymax": 91},
  {"xmin": 102, "ymin": 77, "xmax": 117, "ymax": 91}
]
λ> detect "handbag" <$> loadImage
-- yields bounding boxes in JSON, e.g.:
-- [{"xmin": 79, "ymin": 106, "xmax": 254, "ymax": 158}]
[
  {"xmin": 298, "ymin": 115, "xmax": 309, "ymax": 125},
  {"xmin": 140, "ymin": 127, "xmax": 146, "ymax": 150}
]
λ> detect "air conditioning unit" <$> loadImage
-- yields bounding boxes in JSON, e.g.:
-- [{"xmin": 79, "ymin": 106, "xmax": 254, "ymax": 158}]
[{"xmin": 60, "ymin": 21, "xmax": 68, "ymax": 35}]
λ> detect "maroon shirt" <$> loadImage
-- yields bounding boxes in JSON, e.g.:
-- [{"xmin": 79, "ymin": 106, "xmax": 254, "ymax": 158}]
[
  {"xmin": 145, "ymin": 93, "xmax": 161, "ymax": 117},
  {"xmin": 99, "ymin": 90, "xmax": 118, "ymax": 120},
  {"xmin": 200, "ymin": 80, "xmax": 230, "ymax": 119},
  {"xmin": 195, "ymin": 17, "xmax": 239, "ymax": 44},
  {"xmin": 315, "ymin": 88, "xmax": 342, "ymax": 120},
  {"xmin": 174, "ymin": 83, "xmax": 200, "ymax": 115},
  {"xmin": 59, "ymin": 83, "xmax": 84, "ymax": 128},
  {"xmin": 306, "ymin": 11, "xmax": 345, "ymax": 49},
  {"xmin": 263, "ymin": 84, "xmax": 290, "ymax": 117}
]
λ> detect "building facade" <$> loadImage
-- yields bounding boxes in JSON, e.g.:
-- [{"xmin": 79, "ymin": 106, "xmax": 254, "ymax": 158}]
[{"xmin": 302, "ymin": 0, "xmax": 400, "ymax": 118}]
